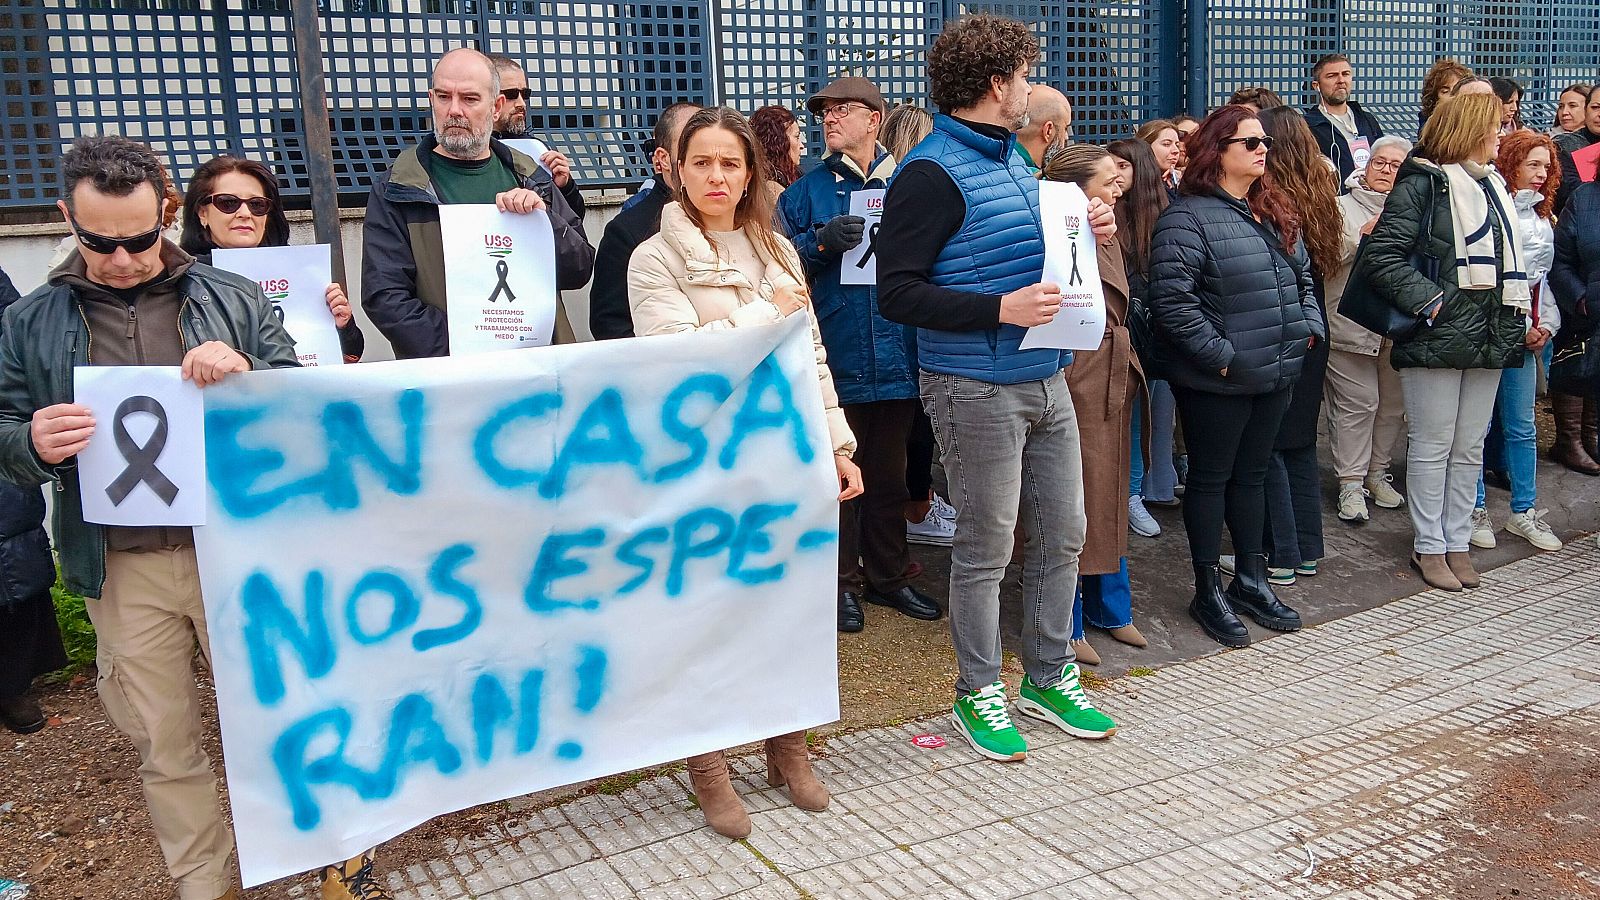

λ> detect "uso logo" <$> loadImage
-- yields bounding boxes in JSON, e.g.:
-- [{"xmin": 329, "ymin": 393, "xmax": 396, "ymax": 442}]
[
  {"xmin": 257, "ymin": 278, "xmax": 290, "ymax": 302},
  {"xmin": 485, "ymin": 233, "xmax": 514, "ymax": 259}
]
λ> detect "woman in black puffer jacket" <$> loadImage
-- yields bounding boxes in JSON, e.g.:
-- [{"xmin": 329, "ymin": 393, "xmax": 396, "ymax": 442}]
[
  {"xmin": 1149, "ymin": 103, "xmax": 1324, "ymax": 649},
  {"xmin": 1366, "ymin": 93, "xmax": 1528, "ymax": 594},
  {"xmin": 0, "ymin": 266, "xmax": 69, "ymax": 734}
]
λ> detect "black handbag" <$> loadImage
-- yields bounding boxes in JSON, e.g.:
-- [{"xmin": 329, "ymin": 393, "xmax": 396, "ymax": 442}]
[
  {"xmin": 1336, "ymin": 188, "xmax": 1441, "ymax": 343},
  {"xmin": 1548, "ymin": 333, "xmax": 1600, "ymax": 395}
]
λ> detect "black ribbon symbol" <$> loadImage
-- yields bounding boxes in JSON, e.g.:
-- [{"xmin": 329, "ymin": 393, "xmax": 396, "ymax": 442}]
[
  {"xmin": 105, "ymin": 395, "xmax": 180, "ymax": 507},
  {"xmin": 854, "ymin": 221, "xmax": 881, "ymax": 270},
  {"xmin": 488, "ymin": 258, "xmax": 517, "ymax": 304},
  {"xmin": 1066, "ymin": 219, "xmax": 1083, "ymax": 286}
]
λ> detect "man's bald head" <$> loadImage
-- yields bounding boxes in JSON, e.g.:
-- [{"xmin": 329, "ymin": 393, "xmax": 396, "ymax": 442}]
[
  {"xmin": 433, "ymin": 47, "xmax": 500, "ymax": 95},
  {"xmin": 430, "ymin": 47, "xmax": 502, "ymax": 160},
  {"xmin": 1015, "ymin": 85, "xmax": 1071, "ymax": 167}
]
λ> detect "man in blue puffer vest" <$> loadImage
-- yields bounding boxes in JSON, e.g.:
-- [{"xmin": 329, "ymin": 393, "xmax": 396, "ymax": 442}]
[
  {"xmin": 878, "ymin": 13, "xmax": 1119, "ymax": 762},
  {"xmin": 780, "ymin": 77, "xmax": 944, "ymax": 636}
]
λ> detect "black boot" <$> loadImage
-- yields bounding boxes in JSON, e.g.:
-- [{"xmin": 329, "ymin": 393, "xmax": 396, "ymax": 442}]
[
  {"xmin": 0, "ymin": 694, "xmax": 46, "ymax": 735},
  {"xmin": 837, "ymin": 592, "xmax": 864, "ymax": 633},
  {"xmin": 1189, "ymin": 564, "xmax": 1250, "ymax": 647},
  {"xmin": 1226, "ymin": 553, "xmax": 1302, "ymax": 632}
]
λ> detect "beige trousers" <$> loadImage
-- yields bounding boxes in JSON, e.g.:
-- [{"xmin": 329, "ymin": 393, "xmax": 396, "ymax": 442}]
[
  {"xmin": 1323, "ymin": 343, "xmax": 1407, "ymax": 481},
  {"xmin": 85, "ymin": 547, "xmax": 234, "ymax": 900}
]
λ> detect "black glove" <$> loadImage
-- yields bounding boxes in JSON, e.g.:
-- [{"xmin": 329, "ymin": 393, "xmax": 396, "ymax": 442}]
[{"xmin": 816, "ymin": 215, "xmax": 866, "ymax": 254}]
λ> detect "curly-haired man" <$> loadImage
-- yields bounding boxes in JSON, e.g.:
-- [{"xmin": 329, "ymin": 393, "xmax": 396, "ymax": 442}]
[{"xmin": 877, "ymin": 13, "xmax": 1119, "ymax": 761}]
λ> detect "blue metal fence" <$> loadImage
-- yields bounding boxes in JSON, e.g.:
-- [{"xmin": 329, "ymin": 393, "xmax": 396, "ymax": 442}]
[{"xmin": 0, "ymin": 0, "xmax": 1595, "ymax": 210}]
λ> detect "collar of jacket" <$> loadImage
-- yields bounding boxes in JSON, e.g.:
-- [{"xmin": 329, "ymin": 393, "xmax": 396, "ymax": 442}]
[
  {"xmin": 824, "ymin": 145, "xmax": 895, "ymax": 187},
  {"xmin": 657, "ymin": 201, "xmax": 770, "ymax": 292},
  {"xmin": 1014, "ymin": 141, "xmax": 1039, "ymax": 172},
  {"xmin": 383, "ymin": 133, "xmax": 545, "ymax": 204},
  {"xmin": 1342, "ymin": 170, "xmax": 1389, "ymax": 214},
  {"xmin": 48, "ymin": 239, "xmax": 195, "ymax": 301},
  {"xmin": 933, "ymin": 113, "xmax": 1017, "ymax": 165}
]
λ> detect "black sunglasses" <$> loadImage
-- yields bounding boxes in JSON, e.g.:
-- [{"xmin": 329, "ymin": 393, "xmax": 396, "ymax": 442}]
[
  {"xmin": 501, "ymin": 88, "xmax": 532, "ymax": 101},
  {"xmin": 69, "ymin": 216, "xmax": 163, "ymax": 256},
  {"xmin": 205, "ymin": 193, "xmax": 273, "ymax": 216},
  {"xmin": 1221, "ymin": 136, "xmax": 1274, "ymax": 151}
]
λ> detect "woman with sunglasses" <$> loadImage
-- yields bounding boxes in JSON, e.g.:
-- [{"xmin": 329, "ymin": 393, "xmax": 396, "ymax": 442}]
[
  {"xmin": 179, "ymin": 156, "xmax": 365, "ymax": 362},
  {"xmin": 1148, "ymin": 104, "xmax": 1322, "ymax": 647}
]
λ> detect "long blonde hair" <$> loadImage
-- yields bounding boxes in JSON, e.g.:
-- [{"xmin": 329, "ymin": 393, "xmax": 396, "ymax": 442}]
[{"xmin": 674, "ymin": 106, "xmax": 802, "ymax": 284}]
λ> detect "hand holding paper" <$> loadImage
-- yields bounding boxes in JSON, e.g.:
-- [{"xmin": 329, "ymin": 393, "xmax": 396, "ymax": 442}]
[
  {"xmin": 1000, "ymin": 282, "xmax": 1063, "ymax": 327},
  {"xmin": 31, "ymin": 403, "xmax": 95, "ymax": 465},
  {"xmin": 181, "ymin": 341, "xmax": 249, "ymax": 387}
]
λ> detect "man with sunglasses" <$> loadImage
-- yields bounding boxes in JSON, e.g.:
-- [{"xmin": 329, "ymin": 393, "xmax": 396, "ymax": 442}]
[
  {"xmin": 488, "ymin": 54, "xmax": 587, "ymax": 218},
  {"xmin": 363, "ymin": 47, "xmax": 595, "ymax": 359},
  {"xmin": 0, "ymin": 135, "xmax": 298, "ymax": 900}
]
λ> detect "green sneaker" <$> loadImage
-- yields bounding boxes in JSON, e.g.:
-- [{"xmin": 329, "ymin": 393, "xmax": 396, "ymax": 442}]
[
  {"xmin": 1016, "ymin": 664, "xmax": 1117, "ymax": 739},
  {"xmin": 952, "ymin": 681, "xmax": 1028, "ymax": 761}
]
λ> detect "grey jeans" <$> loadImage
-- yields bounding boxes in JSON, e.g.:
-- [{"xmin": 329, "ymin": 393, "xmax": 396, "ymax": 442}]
[
  {"xmin": 1398, "ymin": 367, "xmax": 1500, "ymax": 554},
  {"xmin": 921, "ymin": 369, "xmax": 1085, "ymax": 695}
]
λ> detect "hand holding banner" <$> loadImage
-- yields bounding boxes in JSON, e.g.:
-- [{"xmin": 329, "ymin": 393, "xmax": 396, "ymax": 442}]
[
  {"xmin": 439, "ymin": 204, "xmax": 559, "ymax": 355},
  {"xmin": 74, "ymin": 366, "xmax": 207, "ymax": 526},
  {"xmin": 211, "ymin": 244, "xmax": 344, "ymax": 367},
  {"xmin": 1020, "ymin": 181, "xmax": 1107, "ymax": 351},
  {"xmin": 839, "ymin": 189, "xmax": 885, "ymax": 286}
]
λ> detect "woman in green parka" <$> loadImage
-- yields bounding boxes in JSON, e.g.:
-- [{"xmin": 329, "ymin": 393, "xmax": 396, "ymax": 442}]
[{"xmin": 1365, "ymin": 92, "xmax": 1528, "ymax": 593}]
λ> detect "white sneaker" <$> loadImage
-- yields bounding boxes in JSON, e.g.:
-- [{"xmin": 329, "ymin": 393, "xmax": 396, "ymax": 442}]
[
  {"xmin": 1505, "ymin": 509, "xmax": 1562, "ymax": 552},
  {"xmin": 1128, "ymin": 496, "xmax": 1161, "ymax": 537},
  {"xmin": 1365, "ymin": 471, "xmax": 1405, "ymax": 509},
  {"xmin": 1469, "ymin": 507, "xmax": 1497, "ymax": 549},
  {"xmin": 1336, "ymin": 482, "xmax": 1370, "ymax": 523},
  {"xmin": 930, "ymin": 493, "xmax": 958, "ymax": 523},
  {"xmin": 907, "ymin": 508, "xmax": 956, "ymax": 546}
]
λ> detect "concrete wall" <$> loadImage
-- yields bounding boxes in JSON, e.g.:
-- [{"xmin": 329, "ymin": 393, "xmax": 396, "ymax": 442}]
[{"xmin": 0, "ymin": 194, "xmax": 628, "ymax": 357}]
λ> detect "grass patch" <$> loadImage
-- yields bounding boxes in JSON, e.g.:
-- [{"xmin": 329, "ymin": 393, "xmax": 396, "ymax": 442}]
[
  {"xmin": 50, "ymin": 571, "xmax": 96, "ymax": 676},
  {"xmin": 1078, "ymin": 669, "xmax": 1114, "ymax": 690},
  {"xmin": 593, "ymin": 770, "xmax": 651, "ymax": 796},
  {"xmin": 1126, "ymin": 666, "xmax": 1158, "ymax": 677}
]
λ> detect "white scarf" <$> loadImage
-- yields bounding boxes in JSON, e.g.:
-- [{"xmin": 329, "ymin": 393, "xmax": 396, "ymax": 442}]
[{"xmin": 1441, "ymin": 160, "xmax": 1531, "ymax": 312}]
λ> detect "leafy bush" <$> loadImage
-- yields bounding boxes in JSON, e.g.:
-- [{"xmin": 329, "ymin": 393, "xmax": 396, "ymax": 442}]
[{"xmin": 51, "ymin": 572, "xmax": 96, "ymax": 674}]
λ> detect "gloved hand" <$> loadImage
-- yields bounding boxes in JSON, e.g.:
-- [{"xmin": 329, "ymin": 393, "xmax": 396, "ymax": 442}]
[{"xmin": 816, "ymin": 215, "xmax": 866, "ymax": 254}]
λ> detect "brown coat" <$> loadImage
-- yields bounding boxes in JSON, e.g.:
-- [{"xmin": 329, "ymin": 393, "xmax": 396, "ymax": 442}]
[{"xmin": 1065, "ymin": 238, "xmax": 1147, "ymax": 576}]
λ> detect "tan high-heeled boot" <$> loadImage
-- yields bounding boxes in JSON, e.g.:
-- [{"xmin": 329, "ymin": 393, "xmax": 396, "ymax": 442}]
[
  {"xmin": 686, "ymin": 751, "xmax": 751, "ymax": 838},
  {"xmin": 764, "ymin": 731, "xmax": 830, "ymax": 812}
]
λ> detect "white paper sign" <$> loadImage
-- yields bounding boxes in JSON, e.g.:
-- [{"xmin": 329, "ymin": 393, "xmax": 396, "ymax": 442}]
[
  {"xmin": 192, "ymin": 316, "xmax": 840, "ymax": 886},
  {"xmin": 1021, "ymin": 181, "xmax": 1108, "ymax": 351},
  {"xmin": 211, "ymin": 244, "xmax": 345, "ymax": 367},
  {"xmin": 74, "ymin": 366, "xmax": 207, "ymax": 526},
  {"xmin": 439, "ymin": 204, "xmax": 559, "ymax": 355},
  {"xmin": 501, "ymin": 137, "xmax": 552, "ymax": 174},
  {"xmin": 839, "ymin": 188, "xmax": 885, "ymax": 286}
]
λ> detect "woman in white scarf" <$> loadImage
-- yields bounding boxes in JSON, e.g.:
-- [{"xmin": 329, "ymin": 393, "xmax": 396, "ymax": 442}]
[
  {"xmin": 1470, "ymin": 130, "xmax": 1565, "ymax": 553},
  {"xmin": 1364, "ymin": 93, "xmax": 1531, "ymax": 592}
]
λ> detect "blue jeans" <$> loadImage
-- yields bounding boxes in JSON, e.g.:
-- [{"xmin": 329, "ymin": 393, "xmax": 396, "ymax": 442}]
[
  {"xmin": 1072, "ymin": 557, "xmax": 1132, "ymax": 640},
  {"xmin": 1477, "ymin": 350, "xmax": 1538, "ymax": 513},
  {"xmin": 1130, "ymin": 380, "xmax": 1179, "ymax": 500}
]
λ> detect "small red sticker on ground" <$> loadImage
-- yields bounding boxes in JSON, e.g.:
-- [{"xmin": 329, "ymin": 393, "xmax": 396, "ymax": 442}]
[{"xmin": 911, "ymin": 734, "xmax": 947, "ymax": 749}]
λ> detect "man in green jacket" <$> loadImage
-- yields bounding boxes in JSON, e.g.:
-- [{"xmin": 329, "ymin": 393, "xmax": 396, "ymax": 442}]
[{"xmin": 0, "ymin": 136, "xmax": 303, "ymax": 900}]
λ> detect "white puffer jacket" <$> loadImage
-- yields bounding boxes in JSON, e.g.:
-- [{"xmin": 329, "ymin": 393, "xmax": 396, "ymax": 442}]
[
  {"xmin": 1513, "ymin": 189, "xmax": 1560, "ymax": 336},
  {"xmin": 627, "ymin": 201, "xmax": 856, "ymax": 455}
]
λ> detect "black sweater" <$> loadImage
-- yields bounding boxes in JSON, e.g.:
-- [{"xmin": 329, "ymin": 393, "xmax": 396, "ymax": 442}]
[
  {"xmin": 876, "ymin": 117, "xmax": 1009, "ymax": 334},
  {"xmin": 590, "ymin": 187, "xmax": 669, "ymax": 340}
]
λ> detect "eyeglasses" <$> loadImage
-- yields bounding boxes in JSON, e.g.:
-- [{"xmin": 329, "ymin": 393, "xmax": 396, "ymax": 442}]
[
  {"xmin": 1368, "ymin": 158, "xmax": 1402, "ymax": 172},
  {"xmin": 816, "ymin": 102, "xmax": 868, "ymax": 122},
  {"xmin": 501, "ymin": 88, "xmax": 532, "ymax": 101},
  {"xmin": 1220, "ymin": 136, "xmax": 1274, "ymax": 152},
  {"xmin": 205, "ymin": 193, "xmax": 273, "ymax": 216},
  {"xmin": 69, "ymin": 215, "xmax": 163, "ymax": 256}
]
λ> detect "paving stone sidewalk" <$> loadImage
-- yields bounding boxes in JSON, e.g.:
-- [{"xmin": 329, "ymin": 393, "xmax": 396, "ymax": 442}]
[{"xmin": 383, "ymin": 541, "xmax": 1600, "ymax": 900}]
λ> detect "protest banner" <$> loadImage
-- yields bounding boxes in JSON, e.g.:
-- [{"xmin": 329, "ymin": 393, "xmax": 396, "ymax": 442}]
[
  {"xmin": 192, "ymin": 316, "xmax": 841, "ymax": 885},
  {"xmin": 74, "ymin": 366, "xmax": 207, "ymax": 526},
  {"xmin": 839, "ymin": 189, "xmax": 885, "ymax": 286},
  {"xmin": 439, "ymin": 205, "xmax": 560, "ymax": 355},
  {"xmin": 501, "ymin": 138, "xmax": 553, "ymax": 174},
  {"xmin": 212, "ymin": 244, "xmax": 345, "ymax": 367},
  {"xmin": 1021, "ymin": 181, "xmax": 1107, "ymax": 351}
]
